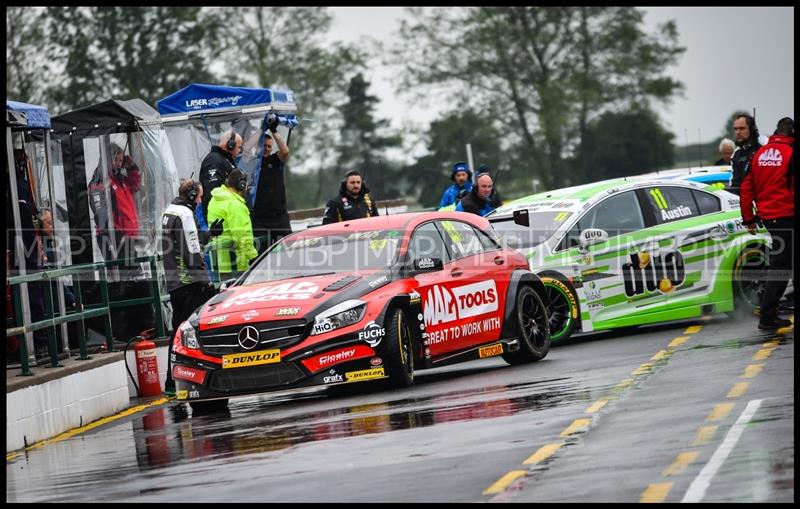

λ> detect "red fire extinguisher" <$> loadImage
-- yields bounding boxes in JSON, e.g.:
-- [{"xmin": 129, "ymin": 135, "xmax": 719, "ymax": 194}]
[{"xmin": 135, "ymin": 338, "xmax": 162, "ymax": 397}]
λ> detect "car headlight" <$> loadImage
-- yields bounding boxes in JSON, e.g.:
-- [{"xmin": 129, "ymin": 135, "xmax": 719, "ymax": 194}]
[
  {"xmin": 311, "ymin": 299, "xmax": 367, "ymax": 336},
  {"xmin": 180, "ymin": 321, "xmax": 200, "ymax": 349}
]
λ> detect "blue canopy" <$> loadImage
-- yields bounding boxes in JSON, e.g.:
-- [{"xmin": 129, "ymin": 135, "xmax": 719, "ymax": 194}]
[
  {"xmin": 156, "ymin": 83, "xmax": 295, "ymax": 116},
  {"xmin": 6, "ymin": 100, "xmax": 51, "ymax": 129}
]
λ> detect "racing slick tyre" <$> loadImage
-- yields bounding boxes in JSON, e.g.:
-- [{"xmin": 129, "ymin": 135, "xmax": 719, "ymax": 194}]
[
  {"xmin": 189, "ymin": 398, "xmax": 229, "ymax": 415},
  {"xmin": 541, "ymin": 276, "xmax": 579, "ymax": 343},
  {"xmin": 730, "ymin": 247, "xmax": 767, "ymax": 318},
  {"xmin": 502, "ymin": 286, "xmax": 550, "ymax": 365},
  {"xmin": 383, "ymin": 307, "xmax": 415, "ymax": 388}
]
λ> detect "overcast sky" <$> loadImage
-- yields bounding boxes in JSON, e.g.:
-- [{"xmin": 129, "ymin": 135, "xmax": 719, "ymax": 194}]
[{"xmin": 327, "ymin": 6, "xmax": 794, "ymax": 145}]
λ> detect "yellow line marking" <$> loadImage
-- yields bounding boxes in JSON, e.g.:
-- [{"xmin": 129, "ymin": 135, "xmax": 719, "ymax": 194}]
[
  {"xmin": 752, "ymin": 348, "xmax": 774, "ymax": 361},
  {"xmin": 706, "ymin": 403, "xmax": 735, "ymax": 422},
  {"xmin": 662, "ymin": 451, "xmax": 700, "ymax": 476},
  {"xmin": 641, "ymin": 482, "xmax": 673, "ymax": 503},
  {"xmin": 6, "ymin": 452, "xmax": 19, "ymax": 462},
  {"xmin": 741, "ymin": 364, "xmax": 763, "ymax": 379},
  {"xmin": 560, "ymin": 418, "xmax": 592, "ymax": 436},
  {"xmin": 585, "ymin": 399, "xmax": 609, "ymax": 414},
  {"xmin": 615, "ymin": 378, "xmax": 634, "ymax": 391},
  {"xmin": 727, "ymin": 382, "xmax": 749, "ymax": 398},
  {"xmin": 483, "ymin": 470, "xmax": 527, "ymax": 494},
  {"xmin": 762, "ymin": 340, "xmax": 779, "ymax": 348},
  {"xmin": 631, "ymin": 363, "xmax": 654, "ymax": 375},
  {"xmin": 669, "ymin": 336, "xmax": 690, "ymax": 347},
  {"xmin": 523, "ymin": 443, "xmax": 563, "ymax": 465},
  {"xmin": 7, "ymin": 397, "xmax": 172, "ymax": 459},
  {"xmin": 650, "ymin": 350, "xmax": 671, "ymax": 361},
  {"xmin": 684, "ymin": 325, "xmax": 703, "ymax": 334},
  {"xmin": 692, "ymin": 425, "xmax": 718, "ymax": 446}
]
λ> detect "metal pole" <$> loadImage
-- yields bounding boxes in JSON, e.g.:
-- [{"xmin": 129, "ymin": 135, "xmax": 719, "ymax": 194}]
[
  {"xmin": 6, "ymin": 127, "xmax": 35, "ymax": 365},
  {"xmin": 466, "ymin": 143, "xmax": 475, "ymax": 185}
]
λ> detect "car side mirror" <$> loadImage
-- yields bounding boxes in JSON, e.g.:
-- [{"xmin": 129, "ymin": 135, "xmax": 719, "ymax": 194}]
[
  {"xmin": 413, "ymin": 257, "xmax": 444, "ymax": 273},
  {"xmin": 513, "ymin": 209, "xmax": 530, "ymax": 227},
  {"xmin": 219, "ymin": 277, "xmax": 238, "ymax": 291},
  {"xmin": 579, "ymin": 228, "xmax": 608, "ymax": 249}
]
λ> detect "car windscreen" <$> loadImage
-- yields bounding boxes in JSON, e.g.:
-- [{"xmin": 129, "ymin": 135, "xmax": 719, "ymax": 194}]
[
  {"xmin": 490, "ymin": 210, "xmax": 573, "ymax": 250},
  {"xmin": 241, "ymin": 230, "xmax": 402, "ymax": 284}
]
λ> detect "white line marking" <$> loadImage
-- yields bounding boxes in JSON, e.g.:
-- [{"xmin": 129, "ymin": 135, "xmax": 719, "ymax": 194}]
[{"xmin": 681, "ymin": 398, "xmax": 762, "ymax": 503}]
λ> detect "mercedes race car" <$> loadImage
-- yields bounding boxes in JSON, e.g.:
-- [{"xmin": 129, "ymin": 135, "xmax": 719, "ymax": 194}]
[
  {"xmin": 171, "ymin": 212, "xmax": 550, "ymax": 411},
  {"xmin": 487, "ymin": 177, "xmax": 770, "ymax": 342}
]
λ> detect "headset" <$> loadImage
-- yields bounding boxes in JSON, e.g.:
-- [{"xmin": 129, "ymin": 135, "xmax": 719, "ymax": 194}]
[
  {"xmin": 186, "ymin": 181, "xmax": 199, "ymax": 203},
  {"xmin": 341, "ymin": 169, "xmax": 361, "ymax": 186},
  {"xmin": 236, "ymin": 173, "xmax": 248, "ymax": 192},
  {"xmin": 226, "ymin": 129, "xmax": 238, "ymax": 152}
]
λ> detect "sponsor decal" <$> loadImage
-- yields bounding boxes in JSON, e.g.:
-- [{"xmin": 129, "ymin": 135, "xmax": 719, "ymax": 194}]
[
  {"xmin": 622, "ymin": 251, "xmax": 685, "ymax": 297},
  {"xmin": 417, "ymin": 313, "xmax": 423, "ymax": 321},
  {"xmin": 423, "ymin": 280, "xmax": 498, "ymax": 326},
  {"xmin": 300, "ymin": 344, "xmax": 376, "ymax": 372},
  {"xmin": 208, "ymin": 314, "xmax": 228, "ymax": 325},
  {"xmin": 660, "ymin": 205, "xmax": 693, "ymax": 221},
  {"xmin": 370, "ymin": 357, "xmax": 383, "ymax": 366},
  {"xmin": 584, "ymin": 281, "xmax": 602, "ymax": 302},
  {"xmin": 368, "ymin": 275, "xmax": 389, "ymax": 288},
  {"xmin": 588, "ymin": 302, "xmax": 604, "ymax": 311},
  {"xmin": 221, "ymin": 282, "xmax": 320, "ymax": 309},
  {"xmin": 172, "ymin": 365, "xmax": 207, "ymax": 384},
  {"xmin": 177, "ymin": 390, "xmax": 188, "ymax": 400},
  {"xmin": 727, "ymin": 198, "xmax": 740, "ymax": 207},
  {"xmin": 417, "ymin": 258, "xmax": 435, "ymax": 269},
  {"xmin": 581, "ymin": 254, "xmax": 593, "ymax": 265},
  {"xmin": 323, "ymin": 370, "xmax": 344, "ymax": 384},
  {"xmin": 275, "ymin": 307, "xmax": 301, "ymax": 317},
  {"xmin": 409, "ymin": 290, "xmax": 421, "ymax": 305},
  {"xmin": 345, "ymin": 367, "xmax": 385, "ymax": 382},
  {"xmin": 358, "ymin": 321, "xmax": 386, "ymax": 347},
  {"xmin": 479, "ymin": 343, "xmax": 504, "ymax": 358},
  {"xmin": 185, "ymin": 95, "xmax": 243, "ymax": 110},
  {"xmin": 241, "ymin": 310, "xmax": 260, "ymax": 322},
  {"xmin": 222, "ymin": 349, "xmax": 281, "ymax": 369},
  {"xmin": 312, "ymin": 319, "xmax": 335, "ymax": 335},
  {"xmin": 189, "ymin": 390, "xmax": 200, "ymax": 399}
]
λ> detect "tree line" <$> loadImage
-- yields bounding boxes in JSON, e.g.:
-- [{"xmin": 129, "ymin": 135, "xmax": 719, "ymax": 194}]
[{"xmin": 9, "ymin": 6, "xmax": 694, "ymax": 209}]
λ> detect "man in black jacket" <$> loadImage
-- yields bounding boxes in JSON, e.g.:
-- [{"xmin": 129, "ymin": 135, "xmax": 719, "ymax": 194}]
[
  {"xmin": 199, "ymin": 130, "xmax": 242, "ymax": 221},
  {"xmin": 251, "ymin": 128, "xmax": 291, "ymax": 254},
  {"xmin": 160, "ymin": 179, "xmax": 223, "ymax": 393},
  {"xmin": 729, "ymin": 113, "xmax": 762, "ymax": 195},
  {"xmin": 322, "ymin": 170, "xmax": 379, "ymax": 224}
]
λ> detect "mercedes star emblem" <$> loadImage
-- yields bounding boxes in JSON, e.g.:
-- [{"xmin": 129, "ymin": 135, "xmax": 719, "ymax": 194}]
[{"xmin": 237, "ymin": 325, "xmax": 260, "ymax": 350}]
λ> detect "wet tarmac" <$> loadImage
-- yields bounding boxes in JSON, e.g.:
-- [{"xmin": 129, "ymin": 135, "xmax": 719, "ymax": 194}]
[{"xmin": 6, "ymin": 314, "xmax": 793, "ymax": 502}]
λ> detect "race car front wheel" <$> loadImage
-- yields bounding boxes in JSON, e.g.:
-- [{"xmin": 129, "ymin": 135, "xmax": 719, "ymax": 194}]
[
  {"xmin": 502, "ymin": 286, "xmax": 550, "ymax": 365},
  {"xmin": 383, "ymin": 307, "xmax": 415, "ymax": 388},
  {"xmin": 542, "ymin": 276, "xmax": 579, "ymax": 342}
]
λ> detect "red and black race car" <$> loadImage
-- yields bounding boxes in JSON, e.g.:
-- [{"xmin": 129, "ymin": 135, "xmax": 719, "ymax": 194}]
[{"xmin": 172, "ymin": 211, "xmax": 550, "ymax": 411}]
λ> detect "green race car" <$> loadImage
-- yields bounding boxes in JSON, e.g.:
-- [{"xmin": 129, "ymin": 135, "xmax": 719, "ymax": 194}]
[{"xmin": 487, "ymin": 177, "xmax": 770, "ymax": 342}]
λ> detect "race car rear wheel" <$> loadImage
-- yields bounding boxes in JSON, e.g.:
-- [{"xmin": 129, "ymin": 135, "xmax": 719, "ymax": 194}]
[
  {"xmin": 502, "ymin": 286, "xmax": 550, "ymax": 365},
  {"xmin": 383, "ymin": 307, "xmax": 415, "ymax": 388},
  {"xmin": 542, "ymin": 276, "xmax": 579, "ymax": 342},
  {"xmin": 731, "ymin": 247, "xmax": 767, "ymax": 316}
]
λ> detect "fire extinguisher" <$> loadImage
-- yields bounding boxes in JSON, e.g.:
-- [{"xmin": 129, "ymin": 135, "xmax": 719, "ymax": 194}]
[{"xmin": 134, "ymin": 337, "xmax": 162, "ymax": 397}]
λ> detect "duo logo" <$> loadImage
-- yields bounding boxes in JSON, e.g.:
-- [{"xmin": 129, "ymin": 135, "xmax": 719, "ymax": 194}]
[{"xmin": 622, "ymin": 251, "xmax": 685, "ymax": 297}]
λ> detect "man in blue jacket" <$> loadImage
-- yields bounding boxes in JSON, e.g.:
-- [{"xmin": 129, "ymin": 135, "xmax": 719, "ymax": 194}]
[
  {"xmin": 438, "ymin": 162, "xmax": 472, "ymax": 209},
  {"xmin": 456, "ymin": 173, "xmax": 496, "ymax": 216}
]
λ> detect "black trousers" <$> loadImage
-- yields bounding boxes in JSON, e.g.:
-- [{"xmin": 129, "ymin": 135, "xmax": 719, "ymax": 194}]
[
  {"xmin": 166, "ymin": 282, "xmax": 215, "ymax": 386},
  {"xmin": 761, "ymin": 217, "xmax": 794, "ymax": 319},
  {"xmin": 253, "ymin": 213, "xmax": 292, "ymax": 255}
]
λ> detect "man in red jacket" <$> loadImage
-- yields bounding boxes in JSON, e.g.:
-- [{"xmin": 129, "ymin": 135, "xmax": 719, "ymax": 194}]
[{"xmin": 740, "ymin": 117, "xmax": 794, "ymax": 330}]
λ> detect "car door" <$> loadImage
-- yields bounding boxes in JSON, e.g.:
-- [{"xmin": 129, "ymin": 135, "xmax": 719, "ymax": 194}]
[
  {"xmin": 638, "ymin": 185, "xmax": 722, "ymax": 309},
  {"xmin": 559, "ymin": 190, "xmax": 656, "ymax": 328},
  {"xmin": 433, "ymin": 220, "xmax": 505, "ymax": 352}
]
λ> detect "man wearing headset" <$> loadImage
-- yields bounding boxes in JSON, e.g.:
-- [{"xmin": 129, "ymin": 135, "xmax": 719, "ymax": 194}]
[
  {"xmin": 322, "ymin": 169, "xmax": 379, "ymax": 224},
  {"xmin": 207, "ymin": 169, "xmax": 259, "ymax": 280},
  {"xmin": 729, "ymin": 113, "xmax": 768, "ymax": 195},
  {"xmin": 199, "ymin": 130, "xmax": 242, "ymax": 221},
  {"xmin": 161, "ymin": 179, "xmax": 224, "ymax": 393}
]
